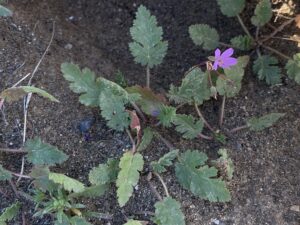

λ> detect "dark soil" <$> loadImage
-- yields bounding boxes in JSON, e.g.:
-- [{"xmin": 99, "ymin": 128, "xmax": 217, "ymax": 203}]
[{"xmin": 0, "ymin": 0, "xmax": 300, "ymax": 224}]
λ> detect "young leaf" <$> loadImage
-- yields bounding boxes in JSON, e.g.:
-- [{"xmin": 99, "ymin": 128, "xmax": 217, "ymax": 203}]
[
  {"xmin": 216, "ymin": 56, "xmax": 249, "ymax": 97},
  {"xmin": 213, "ymin": 149, "xmax": 234, "ymax": 180},
  {"xmin": 168, "ymin": 67, "xmax": 211, "ymax": 105},
  {"xmin": 49, "ymin": 173, "xmax": 85, "ymax": 193},
  {"xmin": 153, "ymin": 197, "xmax": 185, "ymax": 225},
  {"xmin": 0, "ymin": 86, "xmax": 59, "ymax": 103},
  {"xmin": 69, "ymin": 216, "xmax": 92, "ymax": 225},
  {"xmin": 124, "ymin": 220, "xmax": 143, "ymax": 225},
  {"xmin": 88, "ymin": 159, "xmax": 119, "ymax": 185},
  {"xmin": 216, "ymin": 0, "xmax": 245, "ymax": 17},
  {"xmin": 25, "ymin": 138, "xmax": 68, "ymax": 166},
  {"xmin": 172, "ymin": 114, "xmax": 204, "ymax": 139},
  {"xmin": 116, "ymin": 152, "xmax": 144, "ymax": 207},
  {"xmin": 129, "ymin": 5, "xmax": 168, "ymax": 68},
  {"xmin": 114, "ymin": 70, "xmax": 127, "ymax": 88},
  {"xmin": 251, "ymin": 0, "xmax": 272, "ymax": 27},
  {"xmin": 0, "ymin": 203, "xmax": 20, "ymax": 224},
  {"xmin": 285, "ymin": 53, "xmax": 300, "ymax": 84},
  {"xmin": 230, "ymin": 35, "xmax": 254, "ymax": 51},
  {"xmin": 137, "ymin": 127, "xmax": 154, "ymax": 152},
  {"xmin": 253, "ymin": 55, "xmax": 281, "ymax": 85},
  {"xmin": 0, "ymin": 5, "xmax": 12, "ymax": 17},
  {"xmin": 0, "ymin": 165, "xmax": 12, "ymax": 181},
  {"xmin": 151, "ymin": 149, "xmax": 179, "ymax": 173},
  {"xmin": 175, "ymin": 150, "xmax": 231, "ymax": 202},
  {"xmin": 30, "ymin": 167, "xmax": 58, "ymax": 192},
  {"xmin": 189, "ymin": 24, "xmax": 219, "ymax": 50},
  {"xmin": 61, "ymin": 63, "xmax": 102, "ymax": 107},
  {"xmin": 158, "ymin": 105, "xmax": 177, "ymax": 127},
  {"xmin": 69, "ymin": 185, "xmax": 108, "ymax": 199},
  {"xmin": 247, "ymin": 113, "xmax": 285, "ymax": 131}
]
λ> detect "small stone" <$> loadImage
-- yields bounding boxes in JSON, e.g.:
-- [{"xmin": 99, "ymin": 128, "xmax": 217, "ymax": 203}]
[
  {"xmin": 212, "ymin": 219, "xmax": 220, "ymax": 225},
  {"xmin": 64, "ymin": 43, "xmax": 73, "ymax": 50},
  {"xmin": 290, "ymin": 205, "xmax": 300, "ymax": 212}
]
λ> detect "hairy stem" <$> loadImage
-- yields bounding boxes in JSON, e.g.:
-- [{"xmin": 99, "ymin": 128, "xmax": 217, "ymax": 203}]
[
  {"xmin": 0, "ymin": 148, "xmax": 27, "ymax": 153},
  {"xmin": 153, "ymin": 172, "xmax": 170, "ymax": 198},
  {"xmin": 194, "ymin": 103, "xmax": 214, "ymax": 132},
  {"xmin": 219, "ymin": 42, "xmax": 234, "ymax": 48},
  {"xmin": 146, "ymin": 66, "xmax": 150, "ymax": 88},
  {"xmin": 230, "ymin": 125, "xmax": 249, "ymax": 133},
  {"xmin": 219, "ymin": 95, "xmax": 226, "ymax": 127},
  {"xmin": 260, "ymin": 44, "xmax": 292, "ymax": 60},
  {"xmin": 237, "ymin": 15, "xmax": 254, "ymax": 40},
  {"xmin": 198, "ymin": 133, "xmax": 213, "ymax": 140}
]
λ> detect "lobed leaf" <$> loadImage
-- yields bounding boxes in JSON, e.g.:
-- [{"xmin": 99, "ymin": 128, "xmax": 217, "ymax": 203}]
[
  {"xmin": 0, "ymin": 164, "xmax": 12, "ymax": 181},
  {"xmin": 253, "ymin": 55, "xmax": 281, "ymax": 85},
  {"xmin": 69, "ymin": 184, "xmax": 108, "ymax": 199},
  {"xmin": 124, "ymin": 220, "xmax": 143, "ymax": 225},
  {"xmin": 172, "ymin": 114, "xmax": 204, "ymax": 139},
  {"xmin": 189, "ymin": 24, "xmax": 219, "ymax": 50},
  {"xmin": 89, "ymin": 159, "xmax": 119, "ymax": 185},
  {"xmin": 29, "ymin": 167, "xmax": 58, "ymax": 192},
  {"xmin": 151, "ymin": 149, "xmax": 179, "ymax": 173},
  {"xmin": 137, "ymin": 127, "xmax": 154, "ymax": 152},
  {"xmin": 116, "ymin": 152, "xmax": 144, "ymax": 207},
  {"xmin": 129, "ymin": 5, "xmax": 168, "ymax": 68},
  {"xmin": 216, "ymin": 0, "xmax": 245, "ymax": 17},
  {"xmin": 285, "ymin": 53, "xmax": 300, "ymax": 84},
  {"xmin": 0, "ymin": 203, "xmax": 20, "ymax": 225},
  {"xmin": 213, "ymin": 149, "xmax": 234, "ymax": 180},
  {"xmin": 0, "ymin": 5, "xmax": 12, "ymax": 17},
  {"xmin": 158, "ymin": 105, "xmax": 177, "ymax": 127},
  {"xmin": 168, "ymin": 67, "xmax": 211, "ymax": 105},
  {"xmin": 230, "ymin": 35, "xmax": 254, "ymax": 51},
  {"xmin": 175, "ymin": 150, "xmax": 231, "ymax": 202},
  {"xmin": 153, "ymin": 197, "xmax": 185, "ymax": 225},
  {"xmin": 25, "ymin": 138, "xmax": 68, "ymax": 166},
  {"xmin": 251, "ymin": 0, "xmax": 272, "ymax": 27},
  {"xmin": 247, "ymin": 113, "xmax": 285, "ymax": 131},
  {"xmin": 49, "ymin": 173, "xmax": 85, "ymax": 193}
]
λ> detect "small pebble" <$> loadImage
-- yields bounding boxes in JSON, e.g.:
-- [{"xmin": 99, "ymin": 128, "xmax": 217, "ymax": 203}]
[{"xmin": 290, "ymin": 205, "xmax": 300, "ymax": 212}]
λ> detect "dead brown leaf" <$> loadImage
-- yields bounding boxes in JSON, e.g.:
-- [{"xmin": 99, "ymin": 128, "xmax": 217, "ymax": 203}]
[{"xmin": 295, "ymin": 14, "xmax": 300, "ymax": 28}]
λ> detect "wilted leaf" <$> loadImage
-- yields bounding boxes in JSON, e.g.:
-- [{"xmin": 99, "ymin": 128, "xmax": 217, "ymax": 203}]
[
  {"xmin": 230, "ymin": 35, "xmax": 254, "ymax": 51},
  {"xmin": 216, "ymin": 0, "xmax": 245, "ymax": 17},
  {"xmin": 295, "ymin": 14, "xmax": 300, "ymax": 28},
  {"xmin": 88, "ymin": 159, "xmax": 119, "ymax": 185},
  {"xmin": 253, "ymin": 55, "xmax": 281, "ymax": 85},
  {"xmin": 25, "ymin": 138, "xmax": 68, "ymax": 166},
  {"xmin": 0, "ymin": 5, "xmax": 12, "ymax": 17},
  {"xmin": 0, "ymin": 203, "xmax": 20, "ymax": 225},
  {"xmin": 172, "ymin": 114, "xmax": 204, "ymax": 139},
  {"xmin": 137, "ymin": 127, "xmax": 154, "ymax": 152},
  {"xmin": 129, "ymin": 5, "xmax": 168, "ymax": 68},
  {"xmin": 151, "ymin": 150, "xmax": 179, "ymax": 173},
  {"xmin": 189, "ymin": 24, "xmax": 219, "ymax": 50},
  {"xmin": 251, "ymin": 0, "xmax": 273, "ymax": 27},
  {"xmin": 247, "ymin": 113, "xmax": 285, "ymax": 131},
  {"xmin": 175, "ymin": 150, "xmax": 231, "ymax": 202},
  {"xmin": 49, "ymin": 173, "xmax": 85, "ymax": 193},
  {"xmin": 153, "ymin": 197, "xmax": 185, "ymax": 225},
  {"xmin": 158, "ymin": 105, "xmax": 177, "ymax": 127},
  {"xmin": 0, "ymin": 164, "xmax": 12, "ymax": 181},
  {"xmin": 129, "ymin": 110, "xmax": 141, "ymax": 138},
  {"xmin": 116, "ymin": 152, "xmax": 144, "ymax": 207},
  {"xmin": 285, "ymin": 53, "xmax": 300, "ymax": 84}
]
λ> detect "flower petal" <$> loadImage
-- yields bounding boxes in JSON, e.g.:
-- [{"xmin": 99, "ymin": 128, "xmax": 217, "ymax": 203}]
[
  {"xmin": 212, "ymin": 61, "xmax": 219, "ymax": 70},
  {"xmin": 221, "ymin": 48, "xmax": 234, "ymax": 58},
  {"xmin": 214, "ymin": 48, "xmax": 221, "ymax": 57},
  {"xmin": 222, "ymin": 57, "xmax": 238, "ymax": 68}
]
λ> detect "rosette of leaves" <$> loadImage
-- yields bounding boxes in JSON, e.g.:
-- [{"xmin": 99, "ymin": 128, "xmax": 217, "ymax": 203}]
[
  {"xmin": 175, "ymin": 150, "xmax": 231, "ymax": 202},
  {"xmin": 285, "ymin": 53, "xmax": 300, "ymax": 84},
  {"xmin": 129, "ymin": 5, "xmax": 168, "ymax": 68}
]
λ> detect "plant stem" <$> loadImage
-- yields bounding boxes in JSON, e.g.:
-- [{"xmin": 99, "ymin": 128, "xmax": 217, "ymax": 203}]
[
  {"xmin": 9, "ymin": 180, "xmax": 19, "ymax": 197},
  {"xmin": 219, "ymin": 42, "xmax": 234, "ymax": 48},
  {"xmin": 147, "ymin": 173, "xmax": 163, "ymax": 201},
  {"xmin": 155, "ymin": 131, "xmax": 176, "ymax": 150},
  {"xmin": 0, "ymin": 148, "xmax": 26, "ymax": 153},
  {"xmin": 131, "ymin": 101, "xmax": 146, "ymax": 122},
  {"xmin": 146, "ymin": 66, "xmax": 150, "ymax": 88},
  {"xmin": 12, "ymin": 172, "xmax": 31, "ymax": 179},
  {"xmin": 198, "ymin": 133, "xmax": 213, "ymax": 140},
  {"xmin": 194, "ymin": 103, "xmax": 214, "ymax": 132},
  {"xmin": 219, "ymin": 95, "xmax": 226, "ymax": 127},
  {"xmin": 237, "ymin": 15, "xmax": 254, "ymax": 40},
  {"xmin": 126, "ymin": 129, "xmax": 136, "ymax": 153},
  {"xmin": 153, "ymin": 172, "xmax": 170, "ymax": 198},
  {"xmin": 230, "ymin": 124, "xmax": 249, "ymax": 133},
  {"xmin": 260, "ymin": 44, "xmax": 292, "ymax": 60}
]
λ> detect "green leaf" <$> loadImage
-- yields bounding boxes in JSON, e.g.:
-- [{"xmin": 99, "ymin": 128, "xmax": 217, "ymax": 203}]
[
  {"xmin": 123, "ymin": 220, "xmax": 143, "ymax": 225},
  {"xmin": 285, "ymin": 53, "xmax": 300, "ymax": 84},
  {"xmin": 0, "ymin": 203, "xmax": 20, "ymax": 224},
  {"xmin": 153, "ymin": 197, "xmax": 185, "ymax": 225},
  {"xmin": 137, "ymin": 127, "xmax": 154, "ymax": 152},
  {"xmin": 116, "ymin": 152, "xmax": 144, "ymax": 207},
  {"xmin": 253, "ymin": 55, "xmax": 281, "ymax": 85},
  {"xmin": 172, "ymin": 114, "xmax": 204, "ymax": 139},
  {"xmin": 247, "ymin": 113, "xmax": 285, "ymax": 131},
  {"xmin": 175, "ymin": 150, "xmax": 231, "ymax": 202},
  {"xmin": 70, "ymin": 216, "xmax": 92, "ymax": 225},
  {"xmin": 129, "ymin": 5, "xmax": 168, "ymax": 68},
  {"xmin": 114, "ymin": 70, "xmax": 127, "ymax": 88},
  {"xmin": 189, "ymin": 24, "xmax": 219, "ymax": 50},
  {"xmin": 216, "ymin": 0, "xmax": 245, "ymax": 17},
  {"xmin": 0, "ymin": 165, "xmax": 12, "ymax": 181},
  {"xmin": 89, "ymin": 159, "xmax": 119, "ymax": 185},
  {"xmin": 251, "ymin": 0, "xmax": 272, "ymax": 27},
  {"xmin": 69, "ymin": 185, "xmax": 108, "ymax": 199},
  {"xmin": 213, "ymin": 149, "xmax": 234, "ymax": 180},
  {"xmin": 230, "ymin": 35, "xmax": 254, "ymax": 51},
  {"xmin": 168, "ymin": 67, "xmax": 211, "ymax": 105},
  {"xmin": 29, "ymin": 167, "xmax": 58, "ymax": 192},
  {"xmin": 0, "ymin": 5, "xmax": 12, "ymax": 17},
  {"xmin": 158, "ymin": 105, "xmax": 177, "ymax": 127},
  {"xmin": 61, "ymin": 63, "xmax": 102, "ymax": 107},
  {"xmin": 151, "ymin": 150, "xmax": 179, "ymax": 173},
  {"xmin": 216, "ymin": 56, "xmax": 249, "ymax": 97},
  {"xmin": 49, "ymin": 173, "xmax": 85, "ymax": 193},
  {"xmin": 25, "ymin": 138, "xmax": 68, "ymax": 166}
]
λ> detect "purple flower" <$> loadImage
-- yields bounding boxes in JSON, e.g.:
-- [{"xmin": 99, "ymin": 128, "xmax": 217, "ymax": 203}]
[{"xmin": 212, "ymin": 48, "xmax": 237, "ymax": 70}]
